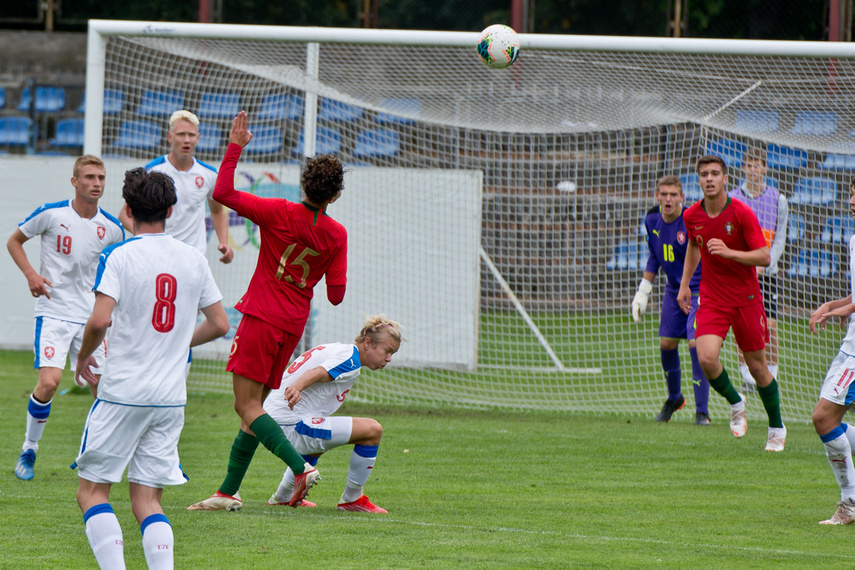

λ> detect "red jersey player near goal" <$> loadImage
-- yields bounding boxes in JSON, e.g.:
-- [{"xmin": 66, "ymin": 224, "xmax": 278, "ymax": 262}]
[
  {"xmin": 677, "ymin": 154, "xmax": 786, "ymax": 452},
  {"xmin": 190, "ymin": 110, "xmax": 348, "ymax": 511}
]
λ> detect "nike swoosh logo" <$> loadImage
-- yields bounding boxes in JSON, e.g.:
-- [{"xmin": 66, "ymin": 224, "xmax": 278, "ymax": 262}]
[{"xmin": 694, "ymin": 226, "xmax": 703, "ymax": 230}]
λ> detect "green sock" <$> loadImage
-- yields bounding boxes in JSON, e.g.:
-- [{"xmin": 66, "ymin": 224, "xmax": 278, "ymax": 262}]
[
  {"xmin": 757, "ymin": 378, "xmax": 784, "ymax": 429},
  {"xmin": 250, "ymin": 413, "xmax": 305, "ymax": 474},
  {"xmin": 707, "ymin": 368, "xmax": 742, "ymax": 405},
  {"xmin": 219, "ymin": 430, "xmax": 259, "ymax": 496}
]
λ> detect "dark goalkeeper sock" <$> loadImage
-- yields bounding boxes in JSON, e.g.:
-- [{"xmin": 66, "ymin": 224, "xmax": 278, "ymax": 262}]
[
  {"xmin": 219, "ymin": 430, "xmax": 259, "ymax": 496},
  {"xmin": 660, "ymin": 348, "xmax": 682, "ymax": 400},
  {"xmin": 757, "ymin": 378, "xmax": 784, "ymax": 429},
  {"xmin": 250, "ymin": 413, "xmax": 306, "ymax": 474},
  {"xmin": 707, "ymin": 368, "xmax": 742, "ymax": 405}
]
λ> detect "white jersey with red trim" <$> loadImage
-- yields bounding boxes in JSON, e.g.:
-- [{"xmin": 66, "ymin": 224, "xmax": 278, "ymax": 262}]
[
  {"xmin": 18, "ymin": 200, "xmax": 124, "ymax": 324},
  {"xmin": 264, "ymin": 342, "xmax": 362, "ymax": 425},
  {"xmin": 93, "ymin": 233, "xmax": 222, "ymax": 406},
  {"xmin": 145, "ymin": 156, "xmax": 218, "ymax": 255}
]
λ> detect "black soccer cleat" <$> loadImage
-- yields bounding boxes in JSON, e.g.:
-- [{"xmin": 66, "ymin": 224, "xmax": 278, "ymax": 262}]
[
  {"xmin": 655, "ymin": 395, "xmax": 685, "ymax": 422},
  {"xmin": 694, "ymin": 412, "xmax": 711, "ymax": 426}
]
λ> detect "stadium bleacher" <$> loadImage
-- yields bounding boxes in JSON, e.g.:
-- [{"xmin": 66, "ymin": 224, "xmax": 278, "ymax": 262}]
[
  {"xmin": 135, "ymin": 89, "xmax": 184, "ymax": 117},
  {"xmin": 49, "ymin": 118, "xmax": 85, "ymax": 148},
  {"xmin": 353, "ymin": 128, "xmax": 400, "ymax": 158},
  {"xmin": 17, "ymin": 86, "xmax": 65, "ymax": 113},
  {"xmin": 257, "ymin": 93, "xmax": 303, "ymax": 121},
  {"xmin": 292, "ymin": 126, "xmax": 342, "ymax": 156},
  {"xmin": 0, "ymin": 116, "xmax": 33, "ymax": 146},
  {"xmin": 111, "ymin": 120, "xmax": 161, "ymax": 150}
]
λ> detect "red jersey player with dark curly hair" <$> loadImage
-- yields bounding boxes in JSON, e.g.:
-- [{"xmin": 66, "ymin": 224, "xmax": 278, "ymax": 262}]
[
  {"xmin": 677, "ymin": 154, "xmax": 785, "ymax": 452},
  {"xmin": 190, "ymin": 111, "xmax": 347, "ymax": 511}
]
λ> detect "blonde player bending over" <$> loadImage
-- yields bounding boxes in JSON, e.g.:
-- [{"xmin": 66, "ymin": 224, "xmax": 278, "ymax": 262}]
[{"xmin": 264, "ymin": 315, "xmax": 402, "ymax": 513}]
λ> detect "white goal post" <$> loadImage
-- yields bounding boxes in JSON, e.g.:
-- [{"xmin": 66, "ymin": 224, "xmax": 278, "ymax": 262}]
[{"xmin": 84, "ymin": 20, "xmax": 855, "ymax": 420}]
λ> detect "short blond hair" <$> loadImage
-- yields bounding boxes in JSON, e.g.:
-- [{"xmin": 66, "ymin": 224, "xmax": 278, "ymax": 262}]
[
  {"xmin": 355, "ymin": 314, "xmax": 403, "ymax": 347},
  {"xmin": 73, "ymin": 154, "xmax": 105, "ymax": 178},
  {"xmin": 168, "ymin": 110, "xmax": 199, "ymax": 130}
]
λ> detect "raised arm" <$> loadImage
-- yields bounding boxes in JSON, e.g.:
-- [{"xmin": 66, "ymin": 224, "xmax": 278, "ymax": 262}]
[{"xmin": 212, "ymin": 111, "xmax": 253, "ymax": 210}]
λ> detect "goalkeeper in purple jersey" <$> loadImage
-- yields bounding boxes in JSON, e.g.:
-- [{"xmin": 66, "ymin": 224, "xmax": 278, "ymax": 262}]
[{"xmin": 632, "ymin": 175, "xmax": 711, "ymax": 425}]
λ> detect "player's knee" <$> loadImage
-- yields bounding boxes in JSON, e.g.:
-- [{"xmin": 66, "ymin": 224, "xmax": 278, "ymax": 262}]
[{"xmin": 361, "ymin": 419, "xmax": 383, "ymax": 445}]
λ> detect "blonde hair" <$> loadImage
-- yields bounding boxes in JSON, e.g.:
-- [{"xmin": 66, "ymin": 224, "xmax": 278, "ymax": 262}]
[
  {"xmin": 73, "ymin": 154, "xmax": 105, "ymax": 178},
  {"xmin": 168, "ymin": 110, "xmax": 200, "ymax": 130},
  {"xmin": 355, "ymin": 314, "xmax": 403, "ymax": 347}
]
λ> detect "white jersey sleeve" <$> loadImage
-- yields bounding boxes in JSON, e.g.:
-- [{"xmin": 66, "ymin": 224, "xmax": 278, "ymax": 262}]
[
  {"xmin": 264, "ymin": 343, "xmax": 362, "ymax": 424},
  {"xmin": 18, "ymin": 200, "xmax": 125, "ymax": 324},
  {"xmin": 93, "ymin": 233, "xmax": 222, "ymax": 406},
  {"xmin": 146, "ymin": 156, "xmax": 218, "ymax": 255}
]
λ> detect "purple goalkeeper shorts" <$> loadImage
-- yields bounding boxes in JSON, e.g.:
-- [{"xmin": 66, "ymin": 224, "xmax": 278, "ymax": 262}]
[{"xmin": 659, "ymin": 289, "xmax": 699, "ymax": 341}]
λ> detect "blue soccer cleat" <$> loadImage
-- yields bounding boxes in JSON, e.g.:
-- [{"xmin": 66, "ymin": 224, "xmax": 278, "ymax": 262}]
[{"xmin": 14, "ymin": 449, "xmax": 36, "ymax": 480}]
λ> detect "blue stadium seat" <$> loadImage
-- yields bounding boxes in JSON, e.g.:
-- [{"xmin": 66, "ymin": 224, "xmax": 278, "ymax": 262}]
[
  {"xmin": 318, "ymin": 99, "xmax": 363, "ymax": 122},
  {"xmin": 705, "ymin": 139, "xmax": 747, "ymax": 169},
  {"xmin": 17, "ymin": 86, "xmax": 65, "ymax": 113},
  {"xmin": 292, "ymin": 126, "xmax": 342, "ymax": 156},
  {"xmin": 735, "ymin": 110, "xmax": 779, "ymax": 134},
  {"xmin": 679, "ymin": 173, "xmax": 702, "ymax": 202},
  {"xmin": 49, "ymin": 118, "xmax": 85, "ymax": 147},
  {"xmin": 821, "ymin": 153, "xmax": 855, "ymax": 170},
  {"xmin": 244, "ymin": 125, "xmax": 283, "ymax": 154},
  {"xmin": 111, "ymin": 120, "xmax": 161, "ymax": 150},
  {"xmin": 198, "ymin": 92, "xmax": 241, "ymax": 119},
  {"xmin": 790, "ymin": 177, "xmax": 838, "ymax": 207},
  {"xmin": 257, "ymin": 93, "xmax": 303, "ymax": 121},
  {"xmin": 820, "ymin": 216, "xmax": 855, "ymax": 244},
  {"xmin": 135, "ymin": 90, "xmax": 184, "ymax": 117},
  {"xmin": 0, "ymin": 87, "xmax": 5, "ymax": 109},
  {"xmin": 767, "ymin": 144, "xmax": 809, "ymax": 170},
  {"xmin": 77, "ymin": 89, "xmax": 126, "ymax": 115},
  {"xmin": 195, "ymin": 123, "xmax": 223, "ymax": 152},
  {"xmin": 787, "ymin": 249, "xmax": 837, "ymax": 278},
  {"xmin": 375, "ymin": 97, "xmax": 422, "ymax": 125},
  {"xmin": 606, "ymin": 241, "xmax": 646, "ymax": 271},
  {"xmin": 787, "ymin": 213, "xmax": 806, "ymax": 244},
  {"xmin": 0, "ymin": 116, "xmax": 33, "ymax": 146},
  {"xmin": 789, "ymin": 111, "xmax": 838, "ymax": 136},
  {"xmin": 353, "ymin": 128, "xmax": 400, "ymax": 158}
]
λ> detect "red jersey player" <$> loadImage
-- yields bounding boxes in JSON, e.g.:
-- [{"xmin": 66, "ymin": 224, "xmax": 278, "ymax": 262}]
[
  {"xmin": 677, "ymin": 154, "xmax": 786, "ymax": 452},
  {"xmin": 190, "ymin": 111, "xmax": 348, "ymax": 511}
]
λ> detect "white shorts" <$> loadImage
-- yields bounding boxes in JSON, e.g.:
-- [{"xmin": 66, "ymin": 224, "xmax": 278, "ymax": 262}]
[
  {"xmin": 34, "ymin": 316, "xmax": 106, "ymax": 373},
  {"xmin": 820, "ymin": 352, "xmax": 855, "ymax": 407},
  {"xmin": 281, "ymin": 416, "xmax": 354, "ymax": 455},
  {"xmin": 75, "ymin": 400, "xmax": 186, "ymax": 488}
]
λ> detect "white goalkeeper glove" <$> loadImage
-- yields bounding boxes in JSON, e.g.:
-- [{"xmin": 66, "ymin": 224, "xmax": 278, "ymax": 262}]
[{"xmin": 631, "ymin": 279, "xmax": 653, "ymax": 323}]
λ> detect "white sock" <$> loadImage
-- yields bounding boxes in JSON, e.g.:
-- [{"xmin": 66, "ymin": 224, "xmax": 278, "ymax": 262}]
[
  {"xmin": 768, "ymin": 364, "xmax": 779, "ymax": 378},
  {"xmin": 342, "ymin": 446, "xmax": 378, "ymax": 503},
  {"xmin": 24, "ymin": 395, "xmax": 52, "ymax": 451},
  {"xmin": 84, "ymin": 505, "xmax": 126, "ymax": 570},
  {"xmin": 732, "ymin": 398, "xmax": 746, "ymax": 412},
  {"xmin": 823, "ymin": 432, "xmax": 855, "ymax": 502},
  {"xmin": 842, "ymin": 424, "xmax": 855, "ymax": 450},
  {"xmin": 273, "ymin": 467, "xmax": 296, "ymax": 503},
  {"xmin": 738, "ymin": 365, "xmax": 754, "ymax": 385},
  {"xmin": 141, "ymin": 515, "xmax": 174, "ymax": 570}
]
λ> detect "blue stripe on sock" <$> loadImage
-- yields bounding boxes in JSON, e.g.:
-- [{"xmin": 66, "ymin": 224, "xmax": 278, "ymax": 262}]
[
  {"xmin": 354, "ymin": 444, "xmax": 379, "ymax": 458},
  {"xmin": 28, "ymin": 395, "xmax": 51, "ymax": 419},
  {"xmin": 140, "ymin": 513, "xmax": 170, "ymax": 535},
  {"xmin": 301, "ymin": 455, "xmax": 319, "ymax": 466},
  {"xmin": 821, "ymin": 425, "xmax": 846, "ymax": 443},
  {"xmin": 83, "ymin": 503, "xmax": 114, "ymax": 523}
]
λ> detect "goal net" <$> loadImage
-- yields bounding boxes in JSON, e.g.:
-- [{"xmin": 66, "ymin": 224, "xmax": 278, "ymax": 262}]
[{"xmin": 86, "ymin": 21, "xmax": 855, "ymax": 422}]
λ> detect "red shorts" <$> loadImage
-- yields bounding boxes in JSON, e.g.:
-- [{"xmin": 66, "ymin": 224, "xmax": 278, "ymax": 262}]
[
  {"xmin": 695, "ymin": 299, "xmax": 769, "ymax": 353},
  {"xmin": 226, "ymin": 313, "xmax": 302, "ymax": 389}
]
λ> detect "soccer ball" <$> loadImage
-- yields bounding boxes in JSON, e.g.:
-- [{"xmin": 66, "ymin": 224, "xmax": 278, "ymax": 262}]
[{"xmin": 476, "ymin": 25, "xmax": 520, "ymax": 69}]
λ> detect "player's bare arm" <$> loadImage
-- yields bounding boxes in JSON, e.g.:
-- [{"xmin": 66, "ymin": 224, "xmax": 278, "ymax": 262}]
[
  {"xmin": 190, "ymin": 301, "xmax": 230, "ymax": 347},
  {"xmin": 207, "ymin": 199, "xmax": 234, "ymax": 263},
  {"xmin": 75, "ymin": 293, "xmax": 116, "ymax": 387},
  {"xmin": 705, "ymin": 239, "xmax": 770, "ymax": 266},
  {"xmin": 284, "ymin": 366, "xmax": 334, "ymax": 409},
  {"xmin": 229, "ymin": 111, "xmax": 253, "ymax": 147},
  {"xmin": 810, "ymin": 295, "xmax": 854, "ymax": 334},
  {"xmin": 676, "ymin": 240, "xmax": 700, "ymax": 314},
  {"xmin": 7, "ymin": 229, "xmax": 53, "ymax": 299}
]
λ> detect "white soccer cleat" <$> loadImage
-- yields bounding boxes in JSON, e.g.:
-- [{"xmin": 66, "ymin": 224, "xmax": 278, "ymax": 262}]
[
  {"xmin": 187, "ymin": 491, "xmax": 242, "ymax": 511},
  {"xmin": 820, "ymin": 499, "xmax": 855, "ymax": 525},
  {"xmin": 267, "ymin": 493, "xmax": 317, "ymax": 508},
  {"xmin": 765, "ymin": 426, "xmax": 786, "ymax": 452},
  {"xmin": 289, "ymin": 463, "xmax": 320, "ymax": 507},
  {"xmin": 730, "ymin": 397, "xmax": 747, "ymax": 438}
]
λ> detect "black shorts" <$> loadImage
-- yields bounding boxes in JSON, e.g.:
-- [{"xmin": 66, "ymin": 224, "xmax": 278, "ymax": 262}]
[{"xmin": 759, "ymin": 273, "xmax": 777, "ymax": 320}]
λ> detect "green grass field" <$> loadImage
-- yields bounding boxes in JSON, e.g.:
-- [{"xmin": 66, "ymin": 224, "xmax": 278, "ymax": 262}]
[{"xmin": 2, "ymin": 349, "xmax": 855, "ymax": 568}]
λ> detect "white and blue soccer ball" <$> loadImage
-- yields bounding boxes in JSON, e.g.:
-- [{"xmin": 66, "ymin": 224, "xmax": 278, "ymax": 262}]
[{"xmin": 476, "ymin": 24, "xmax": 520, "ymax": 69}]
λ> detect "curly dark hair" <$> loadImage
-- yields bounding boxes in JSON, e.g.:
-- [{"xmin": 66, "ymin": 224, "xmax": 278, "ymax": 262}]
[
  {"xmin": 122, "ymin": 168, "xmax": 177, "ymax": 224},
  {"xmin": 301, "ymin": 154, "xmax": 344, "ymax": 205}
]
